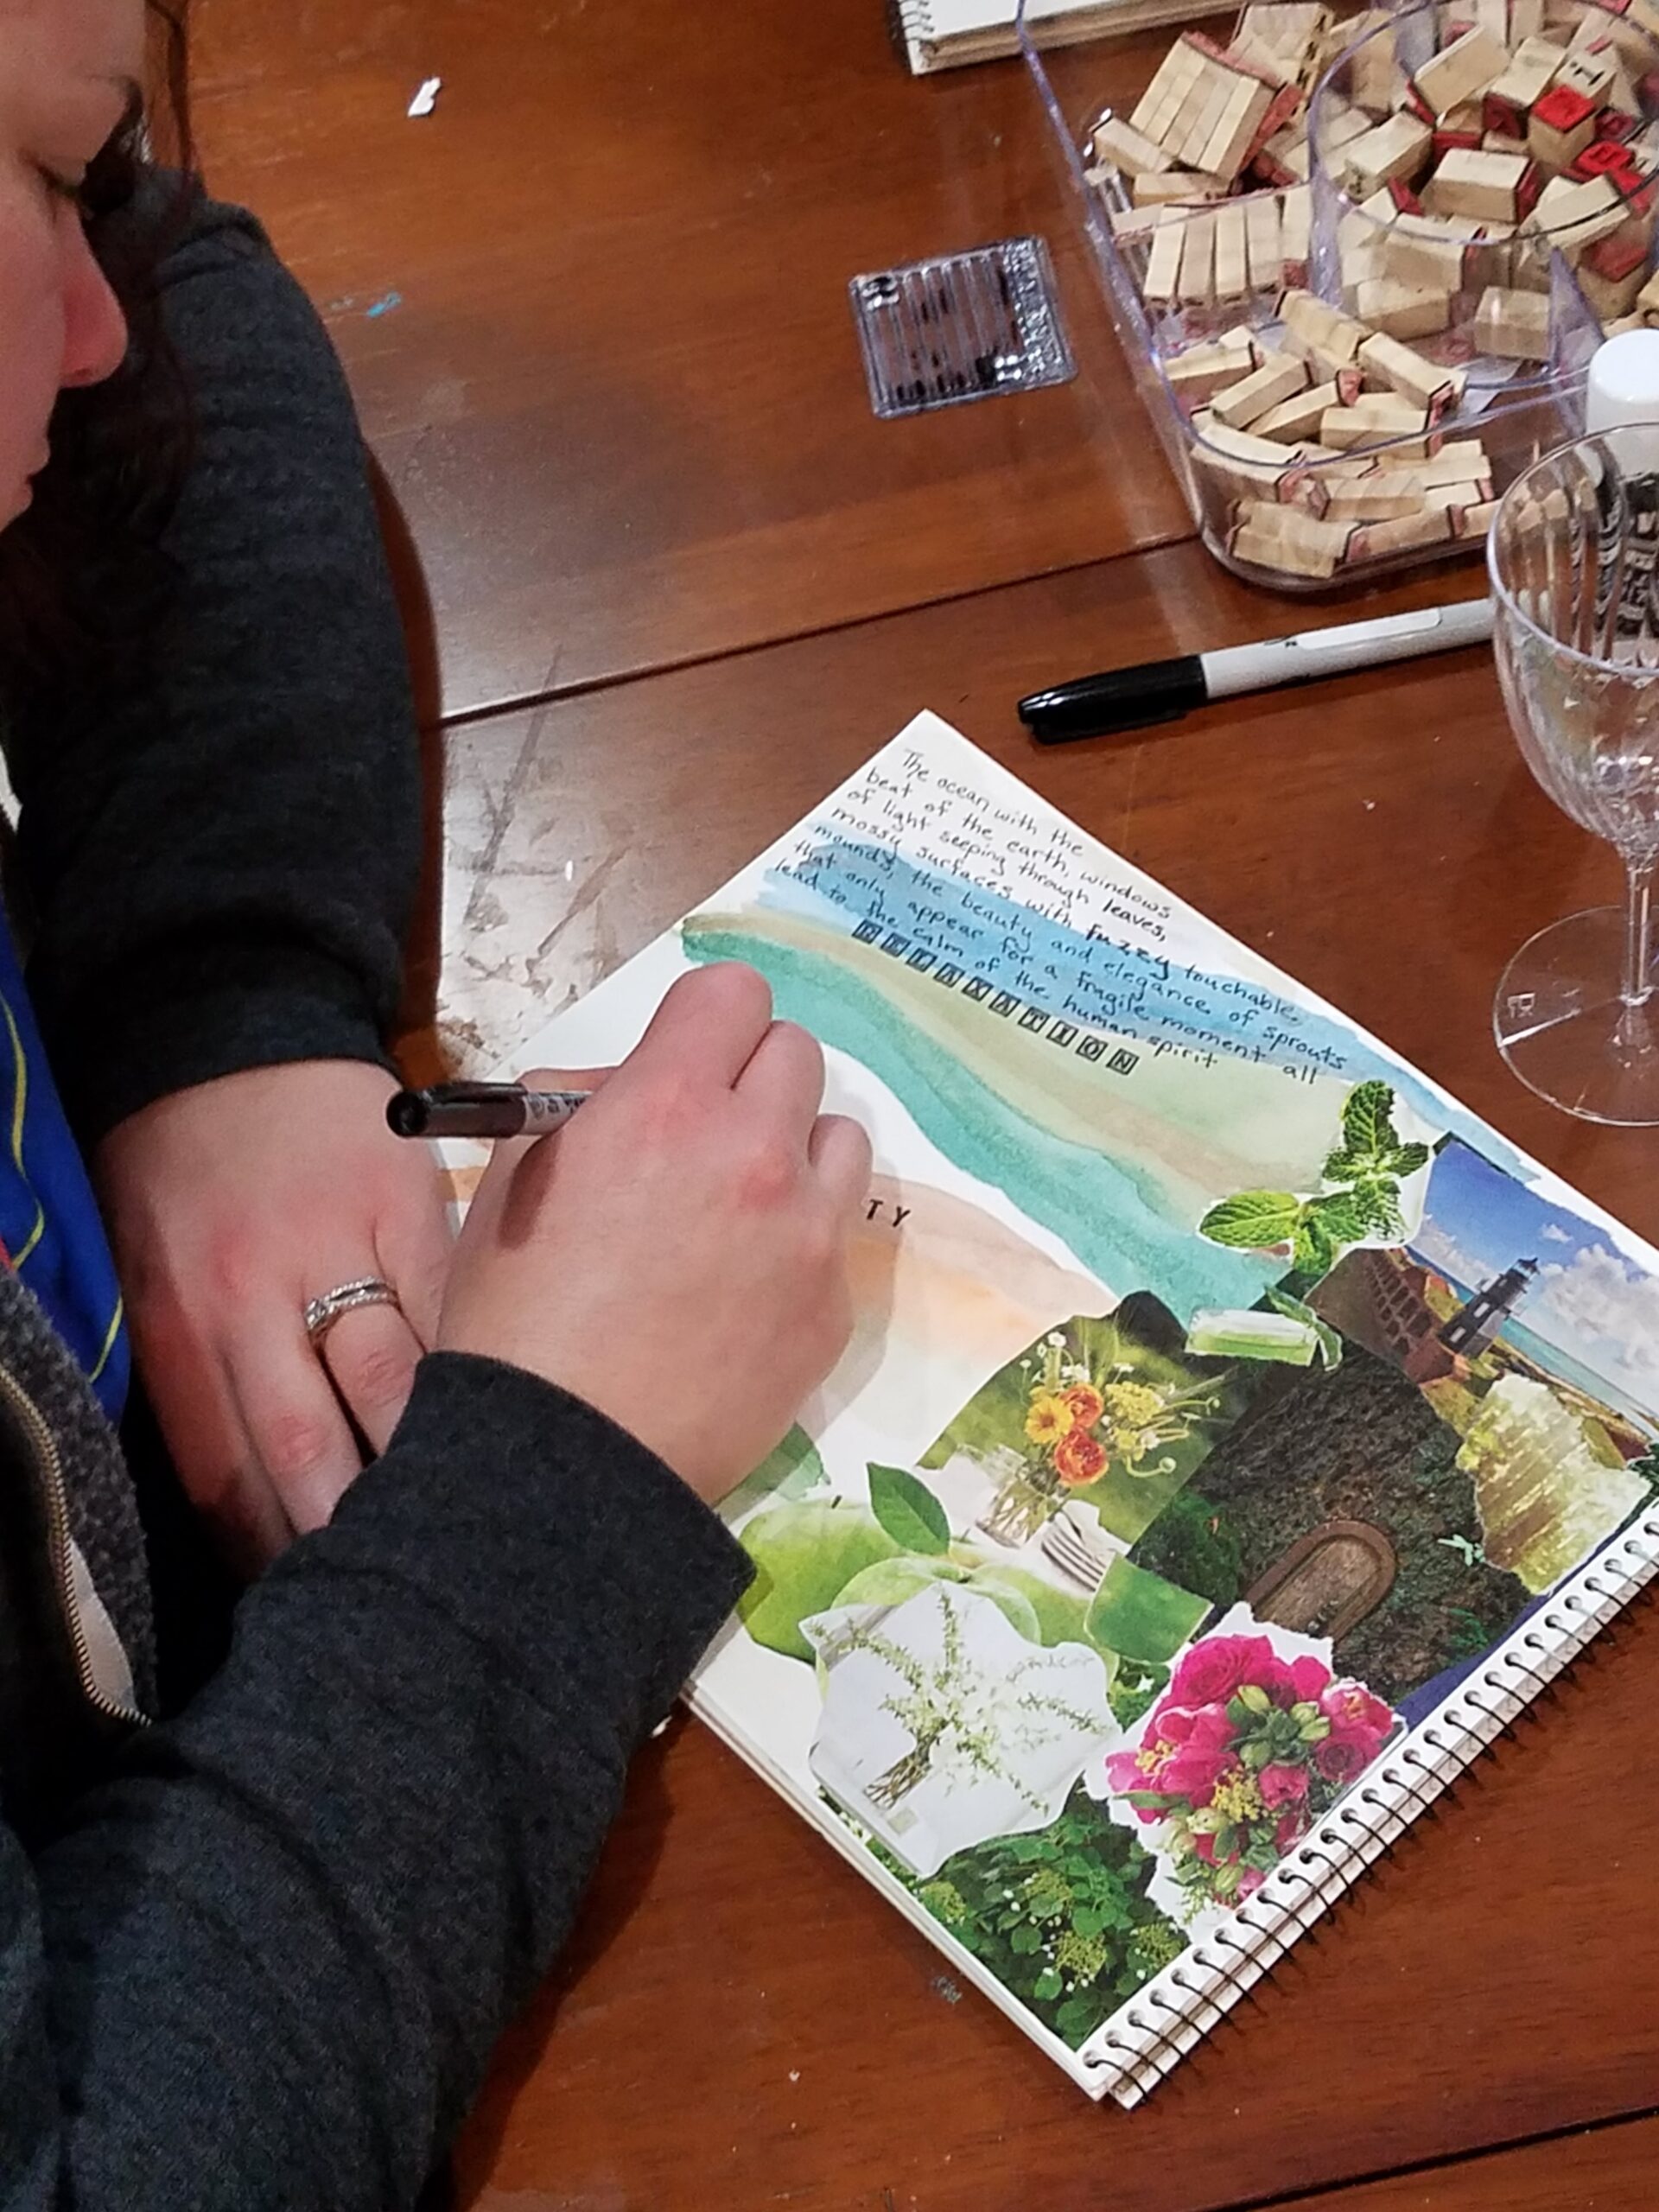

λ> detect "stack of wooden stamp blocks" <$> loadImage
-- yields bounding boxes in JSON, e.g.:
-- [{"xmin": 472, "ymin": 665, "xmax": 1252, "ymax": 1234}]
[
  {"xmin": 1090, "ymin": 3, "xmax": 1351, "ymax": 306},
  {"xmin": 1319, "ymin": 0, "xmax": 1659, "ymax": 353},
  {"xmin": 1085, "ymin": 0, "xmax": 1659, "ymax": 579},
  {"xmin": 1173, "ymin": 294, "xmax": 1495, "ymax": 575}
]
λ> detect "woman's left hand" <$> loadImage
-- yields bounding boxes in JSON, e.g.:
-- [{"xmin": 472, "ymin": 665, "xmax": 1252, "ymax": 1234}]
[{"xmin": 94, "ymin": 1060, "xmax": 454, "ymax": 1569}]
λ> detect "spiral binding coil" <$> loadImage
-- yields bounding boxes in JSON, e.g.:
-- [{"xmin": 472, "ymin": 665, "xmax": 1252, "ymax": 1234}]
[
  {"xmin": 886, "ymin": 0, "xmax": 934, "ymax": 65},
  {"xmin": 1076, "ymin": 1512, "xmax": 1659, "ymax": 2107}
]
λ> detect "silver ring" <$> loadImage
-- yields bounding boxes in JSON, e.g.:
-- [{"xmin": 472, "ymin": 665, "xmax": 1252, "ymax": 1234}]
[{"xmin": 304, "ymin": 1276, "xmax": 402, "ymax": 1345}]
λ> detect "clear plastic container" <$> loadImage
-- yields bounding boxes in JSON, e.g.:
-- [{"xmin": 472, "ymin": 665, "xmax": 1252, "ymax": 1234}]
[
  {"xmin": 1016, "ymin": 0, "xmax": 1628, "ymax": 588},
  {"xmin": 1311, "ymin": 3, "xmax": 1659, "ymax": 370}
]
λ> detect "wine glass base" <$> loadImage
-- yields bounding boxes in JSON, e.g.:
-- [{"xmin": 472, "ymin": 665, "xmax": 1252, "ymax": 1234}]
[{"xmin": 1495, "ymin": 907, "xmax": 1659, "ymax": 1125}]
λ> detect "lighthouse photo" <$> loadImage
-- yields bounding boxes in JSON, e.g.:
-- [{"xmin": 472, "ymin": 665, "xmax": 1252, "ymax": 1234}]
[{"xmin": 1440, "ymin": 1255, "xmax": 1541, "ymax": 1358}]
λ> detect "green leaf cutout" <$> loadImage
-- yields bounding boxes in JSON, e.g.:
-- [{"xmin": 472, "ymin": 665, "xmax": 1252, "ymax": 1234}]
[
  {"xmin": 1340, "ymin": 1079, "xmax": 1399, "ymax": 1162},
  {"xmin": 720, "ymin": 1424, "xmax": 825, "ymax": 1521},
  {"xmin": 867, "ymin": 1463, "xmax": 950, "ymax": 1555},
  {"xmin": 1267, "ymin": 1289, "xmax": 1344, "ymax": 1370},
  {"xmin": 1304, "ymin": 1191, "xmax": 1373, "ymax": 1242},
  {"xmin": 1292, "ymin": 1212, "xmax": 1338, "ymax": 1276},
  {"xmin": 1198, "ymin": 1191, "xmax": 1304, "ymax": 1249},
  {"xmin": 1382, "ymin": 1141, "xmax": 1430, "ymax": 1179},
  {"xmin": 1348, "ymin": 1180, "xmax": 1405, "ymax": 1238}
]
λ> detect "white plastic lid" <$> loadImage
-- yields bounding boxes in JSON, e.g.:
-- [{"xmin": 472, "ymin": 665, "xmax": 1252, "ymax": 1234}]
[{"xmin": 1586, "ymin": 330, "xmax": 1659, "ymax": 452}]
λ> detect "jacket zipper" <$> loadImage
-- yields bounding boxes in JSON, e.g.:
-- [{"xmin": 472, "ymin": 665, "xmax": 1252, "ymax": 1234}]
[{"xmin": 0, "ymin": 1363, "xmax": 143, "ymax": 1726}]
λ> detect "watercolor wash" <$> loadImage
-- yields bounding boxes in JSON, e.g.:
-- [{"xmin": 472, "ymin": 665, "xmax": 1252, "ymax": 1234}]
[{"xmin": 482, "ymin": 715, "xmax": 1659, "ymax": 2091}]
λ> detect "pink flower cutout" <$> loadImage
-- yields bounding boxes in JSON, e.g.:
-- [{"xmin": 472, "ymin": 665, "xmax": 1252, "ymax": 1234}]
[
  {"xmin": 1170, "ymin": 1636, "xmax": 1272, "ymax": 1707},
  {"xmin": 1105, "ymin": 1702, "xmax": 1236, "ymax": 1818},
  {"xmin": 1319, "ymin": 1681, "xmax": 1393, "ymax": 1740},
  {"xmin": 1258, "ymin": 1762, "xmax": 1310, "ymax": 1808},
  {"xmin": 1274, "ymin": 1811, "xmax": 1307, "ymax": 1853},
  {"xmin": 1288, "ymin": 1655, "xmax": 1332, "ymax": 1703},
  {"xmin": 1313, "ymin": 1734, "xmax": 1371, "ymax": 1784}
]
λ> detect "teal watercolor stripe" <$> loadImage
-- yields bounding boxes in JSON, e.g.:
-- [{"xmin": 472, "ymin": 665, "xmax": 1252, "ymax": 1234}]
[
  {"xmin": 687, "ymin": 925, "xmax": 1279, "ymax": 1319},
  {"xmin": 758, "ymin": 836, "xmax": 1535, "ymax": 1187}
]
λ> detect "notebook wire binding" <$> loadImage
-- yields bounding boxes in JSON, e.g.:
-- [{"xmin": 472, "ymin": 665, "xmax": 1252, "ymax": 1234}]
[
  {"xmin": 1075, "ymin": 1509, "xmax": 1659, "ymax": 2104},
  {"xmin": 887, "ymin": 0, "xmax": 932, "ymax": 61}
]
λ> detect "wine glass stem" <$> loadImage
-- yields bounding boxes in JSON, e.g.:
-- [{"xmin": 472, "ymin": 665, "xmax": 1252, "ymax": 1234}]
[{"xmin": 1624, "ymin": 855, "xmax": 1656, "ymax": 1009}]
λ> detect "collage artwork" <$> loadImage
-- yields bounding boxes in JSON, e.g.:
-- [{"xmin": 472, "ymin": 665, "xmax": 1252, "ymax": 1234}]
[{"xmin": 479, "ymin": 713, "xmax": 1659, "ymax": 2093}]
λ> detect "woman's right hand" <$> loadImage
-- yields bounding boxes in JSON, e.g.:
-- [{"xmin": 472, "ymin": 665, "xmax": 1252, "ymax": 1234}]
[{"xmin": 437, "ymin": 963, "xmax": 871, "ymax": 1505}]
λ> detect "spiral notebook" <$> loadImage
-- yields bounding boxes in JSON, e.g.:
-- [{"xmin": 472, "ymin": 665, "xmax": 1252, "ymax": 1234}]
[
  {"xmin": 893, "ymin": 0, "xmax": 1220, "ymax": 73},
  {"xmin": 453, "ymin": 713, "xmax": 1659, "ymax": 2102}
]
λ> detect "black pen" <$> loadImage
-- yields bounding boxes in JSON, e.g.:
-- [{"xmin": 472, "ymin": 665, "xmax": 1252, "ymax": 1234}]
[
  {"xmin": 387, "ymin": 1082, "xmax": 592, "ymax": 1140},
  {"xmin": 1017, "ymin": 601, "xmax": 1495, "ymax": 743}
]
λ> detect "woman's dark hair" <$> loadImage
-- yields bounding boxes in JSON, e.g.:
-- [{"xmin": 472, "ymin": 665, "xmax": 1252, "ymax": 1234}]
[{"xmin": 0, "ymin": 0, "xmax": 197, "ymax": 709}]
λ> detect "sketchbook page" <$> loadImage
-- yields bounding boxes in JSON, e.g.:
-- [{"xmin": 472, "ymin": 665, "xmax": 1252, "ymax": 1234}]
[
  {"xmin": 918, "ymin": 0, "xmax": 1115, "ymax": 35},
  {"xmin": 900, "ymin": 0, "xmax": 1223, "ymax": 71},
  {"xmin": 479, "ymin": 712, "xmax": 1659, "ymax": 2101},
  {"xmin": 903, "ymin": 0, "xmax": 1127, "ymax": 74}
]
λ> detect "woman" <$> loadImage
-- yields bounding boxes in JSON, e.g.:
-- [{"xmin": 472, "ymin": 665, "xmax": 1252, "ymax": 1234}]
[{"xmin": 0, "ymin": 1, "xmax": 869, "ymax": 2203}]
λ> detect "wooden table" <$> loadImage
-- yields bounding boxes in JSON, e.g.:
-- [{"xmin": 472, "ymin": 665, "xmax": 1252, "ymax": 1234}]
[{"xmin": 194, "ymin": 3, "xmax": 1659, "ymax": 2204}]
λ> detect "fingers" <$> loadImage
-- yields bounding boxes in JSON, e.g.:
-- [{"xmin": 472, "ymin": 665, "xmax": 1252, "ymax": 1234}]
[
  {"xmin": 516, "ymin": 1064, "xmax": 615, "ymax": 1099},
  {"xmin": 621, "ymin": 964, "xmax": 773, "ymax": 1092},
  {"xmin": 373, "ymin": 1151, "xmax": 457, "ymax": 1349},
  {"xmin": 316, "ymin": 1300, "xmax": 427, "ymax": 1456},
  {"xmin": 143, "ymin": 1349, "xmax": 293, "ymax": 1570},
  {"xmin": 734, "ymin": 1020, "xmax": 825, "ymax": 1136},
  {"xmin": 231, "ymin": 1319, "xmax": 366, "ymax": 1535},
  {"xmin": 203, "ymin": 1463, "xmax": 293, "ymax": 1578},
  {"xmin": 809, "ymin": 1113, "xmax": 874, "ymax": 1211}
]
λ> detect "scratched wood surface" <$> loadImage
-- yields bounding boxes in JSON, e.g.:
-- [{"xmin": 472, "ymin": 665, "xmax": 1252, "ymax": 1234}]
[
  {"xmin": 1271, "ymin": 2116, "xmax": 1659, "ymax": 2211},
  {"xmin": 188, "ymin": 0, "xmax": 1198, "ymax": 725},
  {"xmin": 423, "ymin": 539, "xmax": 1538, "ymax": 1136},
  {"xmin": 430, "ymin": 548, "xmax": 1659, "ymax": 2208},
  {"xmin": 451, "ymin": 1584, "xmax": 1659, "ymax": 2212}
]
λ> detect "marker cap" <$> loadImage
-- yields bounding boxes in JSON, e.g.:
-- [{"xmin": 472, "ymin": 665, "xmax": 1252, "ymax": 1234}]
[{"xmin": 1018, "ymin": 654, "xmax": 1205, "ymax": 743}]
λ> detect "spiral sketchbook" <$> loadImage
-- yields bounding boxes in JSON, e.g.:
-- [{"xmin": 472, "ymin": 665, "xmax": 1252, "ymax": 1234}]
[
  {"xmin": 458, "ymin": 713, "xmax": 1659, "ymax": 2103},
  {"xmin": 892, "ymin": 0, "xmax": 1219, "ymax": 74}
]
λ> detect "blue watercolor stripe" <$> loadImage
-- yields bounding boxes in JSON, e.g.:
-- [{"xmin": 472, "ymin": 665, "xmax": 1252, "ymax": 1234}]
[
  {"xmin": 760, "ymin": 835, "xmax": 1535, "ymax": 1185},
  {"xmin": 687, "ymin": 924, "xmax": 1281, "ymax": 1319}
]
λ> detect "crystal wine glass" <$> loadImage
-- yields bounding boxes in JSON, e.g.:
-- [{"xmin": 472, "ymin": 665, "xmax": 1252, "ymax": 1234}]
[{"xmin": 1489, "ymin": 427, "xmax": 1659, "ymax": 1124}]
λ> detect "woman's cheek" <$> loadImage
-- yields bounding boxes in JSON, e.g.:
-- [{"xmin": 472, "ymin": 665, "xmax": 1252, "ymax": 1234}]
[{"xmin": 0, "ymin": 283, "xmax": 67, "ymax": 519}]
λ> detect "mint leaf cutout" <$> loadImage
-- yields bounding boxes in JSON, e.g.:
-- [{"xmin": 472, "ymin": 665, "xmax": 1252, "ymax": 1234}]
[
  {"xmin": 1382, "ymin": 1141, "xmax": 1429, "ymax": 1179},
  {"xmin": 1305, "ymin": 1192, "xmax": 1372, "ymax": 1242},
  {"xmin": 1365, "ymin": 1185, "xmax": 1406, "ymax": 1236},
  {"xmin": 868, "ymin": 1463, "xmax": 950, "ymax": 1554},
  {"xmin": 1293, "ymin": 1211, "xmax": 1338, "ymax": 1275},
  {"xmin": 1321, "ymin": 1146, "xmax": 1368, "ymax": 1182},
  {"xmin": 1340, "ymin": 1080, "xmax": 1399, "ymax": 1163},
  {"xmin": 1199, "ymin": 1192, "xmax": 1303, "ymax": 1249}
]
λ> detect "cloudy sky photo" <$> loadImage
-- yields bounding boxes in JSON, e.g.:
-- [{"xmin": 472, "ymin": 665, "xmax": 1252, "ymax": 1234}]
[{"xmin": 1409, "ymin": 1140, "xmax": 1659, "ymax": 1426}]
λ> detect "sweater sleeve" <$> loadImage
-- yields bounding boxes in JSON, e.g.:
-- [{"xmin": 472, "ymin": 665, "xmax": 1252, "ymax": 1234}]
[
  {"xmin": 11, "ymin": 194, "xmax": 422, "ymax": 1147},
  {"xmin": 0, "ymin": 1355, "xmax": 751, "ymax": 2211}
]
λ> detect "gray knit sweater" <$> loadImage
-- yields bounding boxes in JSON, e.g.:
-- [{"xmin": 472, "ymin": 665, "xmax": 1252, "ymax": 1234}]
[{"xmin": 0, "ymin": 193, "xmax": 753, "ymax": 2208}]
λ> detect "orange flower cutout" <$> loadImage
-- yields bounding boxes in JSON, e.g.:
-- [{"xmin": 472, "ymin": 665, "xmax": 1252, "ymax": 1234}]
[
  {"xmin": 1054, "ymin": 1427, "xmax": 1108, "ymax": 1487},
  {"xmin": 1062, "ymin": 1382, "xmax": 1104, "ymax": 1430}
]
